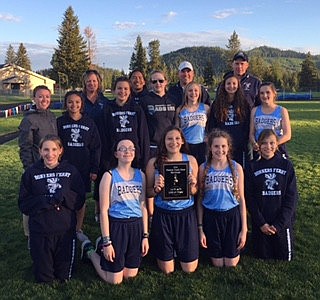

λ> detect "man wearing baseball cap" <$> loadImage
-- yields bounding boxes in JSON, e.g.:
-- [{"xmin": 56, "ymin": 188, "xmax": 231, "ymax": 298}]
[
  {"xmin": 168, "ymin": 61, "xmax": 211, "ymax": 107},
  {"xmin": 226, "ymin": 51, "xmax": 261, "ymax": 108}
]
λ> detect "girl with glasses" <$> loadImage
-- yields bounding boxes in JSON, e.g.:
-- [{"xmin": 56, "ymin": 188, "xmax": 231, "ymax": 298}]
[{"xmin": 80, "ymin": 139, "xmax": 149, "ymax": 284}]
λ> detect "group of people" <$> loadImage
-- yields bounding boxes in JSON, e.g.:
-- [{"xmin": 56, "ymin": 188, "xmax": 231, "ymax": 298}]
[{"xmin": 17, "ymin": 51, "xmax": 298, "ymax": 285}]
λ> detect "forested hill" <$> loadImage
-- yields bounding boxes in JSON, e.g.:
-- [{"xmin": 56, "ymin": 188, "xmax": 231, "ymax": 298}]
[{"xmin": 162, "ymin": 45, "xmax": 320, "ymax": 77}]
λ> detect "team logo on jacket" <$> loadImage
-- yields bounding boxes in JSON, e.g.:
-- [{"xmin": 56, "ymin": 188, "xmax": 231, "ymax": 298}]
[
  {"xmin": 264, "ymin": 173, "xmax": 278, "ymax": 190},
  {"xmin": 119, "ymin": 115, "xmax": 129, "ymax": 128},
  {"xmin": 47, "ymin": 177, "xmax": 62, "ymax": 193},
  {"xmin": 262, "ymin": 173, "xmax": 281, "ymax": 196},
  {"xmin": 243, "ymin": 82, "xmax": 251, "ymax": 91},
  {"xmin": 71, "ymin": 128, "xmax": 81, "ymax": 142}
]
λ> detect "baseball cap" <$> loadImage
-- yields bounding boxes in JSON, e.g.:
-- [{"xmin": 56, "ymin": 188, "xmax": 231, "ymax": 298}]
[
  {"xmin": 233, "ymin": 51, "xmax": 248, "ymax": 62},
  {"xmin": 178, "ymin": 61, "xmax": 194, "ymax": 71}
]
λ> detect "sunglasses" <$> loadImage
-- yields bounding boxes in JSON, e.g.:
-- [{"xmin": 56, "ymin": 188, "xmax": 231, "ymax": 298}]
[{"xmin": 151, "ymin": 79, "xmax": 165, "ymax": 84}]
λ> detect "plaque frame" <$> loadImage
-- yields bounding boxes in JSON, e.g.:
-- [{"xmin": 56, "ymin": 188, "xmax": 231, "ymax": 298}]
[{"xmin": 162, "ymin": 161, "xmax": 189, "ymax": 200}]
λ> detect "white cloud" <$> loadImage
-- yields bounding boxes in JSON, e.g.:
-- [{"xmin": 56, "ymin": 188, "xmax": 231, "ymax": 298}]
[
  {"xmin": 213, "ymin": 9, "xmax": 237, "ymax": 19},
  {"xmin": 163, "ymin": 11, "xmax": 177, "ymax": 23},
  {"xmin": 113, "ymin": 21, "xmax": 137, "ymax": 30},
  {"xmin": 0, "ymin": 13, "xmax": 20, "ymax": 22},
  {"xmin": 213, "ymin": 8, "xmax": 253, "ymax": 19}
]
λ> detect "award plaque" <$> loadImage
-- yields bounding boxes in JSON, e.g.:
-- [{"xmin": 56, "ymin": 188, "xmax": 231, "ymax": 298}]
[{"xmin": 162, "ymin": 161, "xmax": 189, "ymax": 200}]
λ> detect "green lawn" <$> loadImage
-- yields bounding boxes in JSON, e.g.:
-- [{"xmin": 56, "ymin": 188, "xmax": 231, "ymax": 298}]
[{"xmin": 0, "ymin": 102, "xmax": 319, "ymax": 299}]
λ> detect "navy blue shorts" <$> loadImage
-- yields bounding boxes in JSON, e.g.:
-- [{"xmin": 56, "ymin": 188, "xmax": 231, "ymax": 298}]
[
  {"xmin": 30, "ymin": 229, "xmax": 76, "ymax": 283},
  {"xmin": 203, "ymin": 205, "xmax": 241, "ymax": 259},
  {"xmin": 251, "ymin": 226, "xmax": 294, "ymax": 261},
  {"xmin": 100, "ymin": 217, "xmax": 143, "ymax": 273},
  {"xmin": 150, "ymin": 206, "xmax": 199, "ymax": 262}
]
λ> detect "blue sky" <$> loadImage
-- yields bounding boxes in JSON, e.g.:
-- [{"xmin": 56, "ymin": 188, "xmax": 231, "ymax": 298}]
[{"xmin": 0, "ymin": 0, "xmax": 319, "ymax": 72}]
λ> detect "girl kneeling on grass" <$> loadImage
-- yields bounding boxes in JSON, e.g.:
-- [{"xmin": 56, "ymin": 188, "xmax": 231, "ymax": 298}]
[
  {"xmin": 81, "ymin": 139, "xmax": 149, "ymax": 284},
  {"xmin": 18, "ymin": 135, "xmax": 85, "ymax": 283},
  {"xmin": 197, "ymin": 129, "xmax": 247, "ymax": 267},
  {"xmin": 146, "ymin": 125, "xmax": 199, "ymax": 274},
  {"xmin": 245, "ymin": 129, "xmax": 298, "ymax": 260}
]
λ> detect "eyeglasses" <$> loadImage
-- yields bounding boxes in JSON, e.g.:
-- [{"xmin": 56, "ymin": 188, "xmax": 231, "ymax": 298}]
[
  {"xmin": 117, "ymin": 146, "xmax": 135, "ymax": 152},
  {"xmin": 151, "ymin": 79, "xmax": 165, "ymax": 84}
]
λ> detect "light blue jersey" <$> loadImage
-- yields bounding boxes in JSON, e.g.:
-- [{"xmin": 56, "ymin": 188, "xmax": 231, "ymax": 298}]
[
  {"xmin": 179, "ymin": 103, "xmax": 207, "ymax": 144},
  {"xmin": 109, "ymin": 168, "xmax": 143, "ymax": 218},
  {"xmin": 202, "ymin": 161, "xmax": 239, "ymax": 211},
  {"xmin": 254, "ymin": 105, "xmax": 283, "ymax": 141}
]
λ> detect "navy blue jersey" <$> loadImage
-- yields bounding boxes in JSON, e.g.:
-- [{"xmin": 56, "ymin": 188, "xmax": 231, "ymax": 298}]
[
  {"xmin": 57, "ymin": 113, "xmax": 101, "ymax": 191},
  {"xmin": 98, "ymin": 99, "xmax": 150, "ymax": 171},
  {"xmin": 168, "ymin": 82, "xmax": 211, "ymax": 108},
  {"xmin": 245, "ymin": 154, "xmax": 298, "ymax": 231},
  {"xmin": 140, "ymin": 91, "xmax": 175, "ymax": 146},
  {"xmin": 18, "ymin": 160, "xmax": 86, "ymax": 234}
]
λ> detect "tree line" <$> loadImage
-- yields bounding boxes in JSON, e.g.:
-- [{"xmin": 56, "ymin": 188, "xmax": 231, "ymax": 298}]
[{"xmin": 3, "ymin": 6, "xmax": 320, "ymax": 93}]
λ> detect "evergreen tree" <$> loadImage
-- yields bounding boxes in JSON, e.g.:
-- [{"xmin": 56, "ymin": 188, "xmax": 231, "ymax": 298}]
[
  {"xmin": 129, "ymin": 52, "xmax": 137, "ymax": 72},
  {"xmin": 51, "ymin": 6, "xmax": 89, "ymax": 88},
  {"xmin": 147, "ymin": 40, "xmax": 165, "ymax": 73},
  {"xmin": 225, "ymin": 31, "xmax": 241, "ymax": 67},
  {"xmin": 129, "ymin": 35, "xmax": 148, "ymax": 75},
  {"xmin": 248, "ymin": 55, "xmax": 268, "ymax": 80},
  {"xmin": 264, "ymin": 60, "xmax": 284, "ymax": 89},
  {"xmin": 5, "ymin": 44, "xmax": 17, "ymax": 65},
  {"xmin": 16, "ymin": 43, "xmax": 31, "ymax": 70},
  {"xmin": 282, "ymin": 71, "xmax": 298, "ymax": 92},
  {"xmin": 298, "ymin": 52, "xmax": 319, "ymax": 91}
]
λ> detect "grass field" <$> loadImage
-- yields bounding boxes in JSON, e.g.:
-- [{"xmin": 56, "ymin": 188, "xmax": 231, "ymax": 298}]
[{"xmin": 0, "ymin": 102, "xmax": 319, "ymax": 299}]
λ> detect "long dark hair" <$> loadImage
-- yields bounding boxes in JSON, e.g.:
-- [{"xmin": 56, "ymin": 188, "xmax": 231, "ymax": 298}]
[{"xmin": 213, "ymin": 74, "xmax": 249, "ymax": 122}]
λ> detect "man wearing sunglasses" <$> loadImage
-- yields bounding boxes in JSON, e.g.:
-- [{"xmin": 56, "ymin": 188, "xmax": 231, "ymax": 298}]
[{"xmin": 168, "ymin": 61, "xmax": 211, "ymax": 108}]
